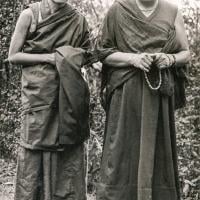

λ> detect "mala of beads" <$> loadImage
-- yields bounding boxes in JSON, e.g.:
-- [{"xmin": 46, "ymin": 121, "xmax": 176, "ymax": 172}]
[
  {"xmin": 143, "ymin": 54, "xmax": 176, "ymax": 91},
  {"xmin": 144, "ymin": 70, "xmax": 162, "ymax": 90}
]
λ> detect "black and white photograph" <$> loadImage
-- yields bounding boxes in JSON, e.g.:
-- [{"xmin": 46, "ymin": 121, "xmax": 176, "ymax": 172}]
[{"xmin": 0, "ymin": 0, "xmax": 199, "ymax": 200}]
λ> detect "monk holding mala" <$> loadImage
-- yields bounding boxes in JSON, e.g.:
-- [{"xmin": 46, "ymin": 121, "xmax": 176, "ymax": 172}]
[
  {"xmin": 8, "ymin": 0, "xmax": 91, "ymax": 199},
  {"xmin": 97, "ymin": 0, "xmax": 190, "ymax": 200}
]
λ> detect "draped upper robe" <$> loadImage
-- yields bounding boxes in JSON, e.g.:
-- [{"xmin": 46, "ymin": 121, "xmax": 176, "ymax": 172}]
[
  {"xmin": 20, "ymin": 1, "xmax": 90, "ymax": 150},
  {"xmin": 97, "ymin": 0, "xmax": 182, "ymax": 200}
]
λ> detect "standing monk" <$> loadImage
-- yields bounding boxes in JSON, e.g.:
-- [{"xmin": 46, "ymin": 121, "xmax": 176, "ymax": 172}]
[
  {"xmin": 97, "ymin": 0, "xmax": 190, "ymax": 200},
  {"xmin": 8, "ymin": 0, "xmax": 90, "ymax": 199}
]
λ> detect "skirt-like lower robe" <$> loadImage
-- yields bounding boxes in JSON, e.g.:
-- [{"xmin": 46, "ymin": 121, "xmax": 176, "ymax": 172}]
[
  {"xmin": 98, "ymin": 71, "xmax": 179, "ymax": 200},
  {"xmin": 15, "ymin": 145, "xmax": 86, "ymax": 200},
  {"xmin": 15, "ymin": 1, "xmax": 90, "ymax": 199},
  {"xmin": 97, "ymin": 0, "xmax": 182, "ymax": 199}
]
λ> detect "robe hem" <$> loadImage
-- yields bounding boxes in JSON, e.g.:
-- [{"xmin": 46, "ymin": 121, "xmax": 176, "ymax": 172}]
[
  {"xmin": 20, "ymin": 141, "xmax": 64, "ymax": 151},
  {"xmin": 97, "ymin": 183, "xmax": 177, "ymax": 190}
]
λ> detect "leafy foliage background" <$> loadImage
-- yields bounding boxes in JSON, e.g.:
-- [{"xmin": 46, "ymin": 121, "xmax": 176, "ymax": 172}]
[{"xmin": 0, "ymin": 0, "xmax": 199, "ymax": 199}]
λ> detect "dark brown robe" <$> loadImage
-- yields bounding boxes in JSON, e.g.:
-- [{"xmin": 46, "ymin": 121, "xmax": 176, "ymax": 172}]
[
  {"xmin": 97, "ymin": 0, "xmax": 183, "ymax": 200},
  {"xmin": 15, "ymin": 1, "xmax": 90, "ymax": 200},
  {"xmin": 21, "ymin": 1, "xmax": 90, "ymax": 150}
]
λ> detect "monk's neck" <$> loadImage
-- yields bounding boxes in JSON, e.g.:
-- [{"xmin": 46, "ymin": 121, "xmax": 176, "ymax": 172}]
[
  {"xmin": 48, "ymin": 0, "xmax": 65, "ymax": 13},
  {"xmin": 136, "ymin": 0, "xmax": 158, "ymax": 9}
]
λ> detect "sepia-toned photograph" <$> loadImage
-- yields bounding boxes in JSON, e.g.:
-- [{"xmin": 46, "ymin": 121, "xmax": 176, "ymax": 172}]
[{"xmin": 0, "ymin": 0, "xmax": 199, "ymax": 200}]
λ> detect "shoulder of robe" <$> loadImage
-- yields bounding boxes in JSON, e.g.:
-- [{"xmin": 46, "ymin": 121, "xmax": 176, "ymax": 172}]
[
  {"xmin": 16, "ymin": 8, "xmax": 32, "ymax": 30},
  {"xmin": 161, "ymin": 0, "xmax": 178, "ymax": 12},
  {"xmin": 28, "ymin": 2, "xmax": 39, "ymax": 10},
  {"xmin": 18, "ymin": 4, "xmax": 39, "ymax": 34},
  {"xmin": 161, "ymin": 0, "xmax": 178, "ymax": 21},
  {"xmin": 19, "ymin": 8, "xmax": 32, "ymax": 21}
]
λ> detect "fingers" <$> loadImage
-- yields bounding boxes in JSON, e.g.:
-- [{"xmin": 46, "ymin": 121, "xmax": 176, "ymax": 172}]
[
  {"xmin": 141, "ymin": 53, "xmax": 153, "ymax": 64},
  {"xmin": 157, "ymin": 60, "xmax": 169, "ymax": 69},
  {"xmin": 153, "ymin": 53, "xmax": 166, "ymax": 68},
  {"xmin": 139, "ymin": 65, "xmax": 150, "ymax": 72},
  {"xmin": 153, "ymin": 53, "xmax": 162, "ymax": 60},
  {"xmin": 142, "ymin": 57, "xmax": 152, "ymax": 66},
  {"xmin": 131, "ymin": 53, "xmax": 154, "ymax": 72},
  {"xmin": 156, "ymin": 59, "xmax": 168, "ymax": 69},
  {"xmin": 153, "ymin": 53, "xmax": 172, "ymax": 69},
  {"xmin": 140, "ymin": 61, "xmax": 150, "ymax": 72},
  {"xmin": 133, "ymin": 52, "xmax": 173, "ymax": 71},
  {"xmin": 140, "ymin": 54, "xmax": 153, "ymax": 72}
]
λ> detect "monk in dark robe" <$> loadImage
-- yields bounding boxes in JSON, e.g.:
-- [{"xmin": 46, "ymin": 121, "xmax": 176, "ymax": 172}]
[
  {"xmin": 97, "ymin": 0, "xmax": 190, "ymax": 200},
  {"xmin": 8, "ymin": 0, "xmax": 91, "ymax": 199}
]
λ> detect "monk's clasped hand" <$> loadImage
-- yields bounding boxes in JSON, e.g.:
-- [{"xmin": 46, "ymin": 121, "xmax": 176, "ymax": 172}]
[
  {"xmin": 153, "ymin": 53, "xmax": 176, "ymax": 70},
  {"xmin": 130, "ymin": 53, "xmax": 153, "ymax": 72},
  {"xmin": 46, "ymin": 53, "xmax": 56, "ymax": 66}
]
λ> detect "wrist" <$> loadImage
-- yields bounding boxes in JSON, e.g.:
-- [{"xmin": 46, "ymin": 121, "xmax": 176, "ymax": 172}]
[
  {"xmin": 167, "ymin": 54, "xmax": 176, "ymax": 68},
  {"xmin": 171, "ymin": 54, "xmax": 176, "ymax": 67},
  {"xmin": 127, "ymin": 53, "xmax": 136, "ymax": 66},
  {"xmin": 40, "ymin": 54, "xmax": 49, "ymax": 63},
  {"xmin": 45, "ymin": 53, "xmax": 55, "ymax": 65}
]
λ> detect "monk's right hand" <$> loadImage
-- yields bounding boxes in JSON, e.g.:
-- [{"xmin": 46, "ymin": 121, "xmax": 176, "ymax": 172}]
[
  {"xmin": 46, "ymin": 53, "xmax": 56, "ymax": 66},
  {"xmin": 129, "ymin": 53, "xmax": 153, "ymax": 72}
]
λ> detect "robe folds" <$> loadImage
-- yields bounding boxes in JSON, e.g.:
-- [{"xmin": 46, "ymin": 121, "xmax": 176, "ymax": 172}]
[
  {"xmin": 55, "ymin": 46, "xmax": 90, "ymax": 145},
  {"xmin": 97, "ymin": 0, "xmax": 185, "ymax": 200},
  {"xmin": 14, "ymin": 2, "xmax": 90, "ymax": 200},
  {"xmin": 15, "ymin": 2, "xmax": 115, "ymax": 199},
  {"xmin": 21, "ymin": 2, "xmax": 90, "ymax": 150}
]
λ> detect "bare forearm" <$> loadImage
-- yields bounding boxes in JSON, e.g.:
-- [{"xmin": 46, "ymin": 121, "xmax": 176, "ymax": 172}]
[
  {"xmin": 174, "ymin": 50, "xmax": 190, "ymax": 67},
  {"xmin": 103, "ymin": 52, "xmax": 153, "ymax": 72},
  {"xmin": 8, "ymin": 52, "xmax": 54, "ymax": 66},
  {"xmin": 103, "ymin": 52, "xmax": 133, "ymax": 67}
]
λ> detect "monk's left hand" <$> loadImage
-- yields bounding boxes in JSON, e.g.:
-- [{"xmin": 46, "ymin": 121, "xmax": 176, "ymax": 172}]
[{"xmin": 153, "ymin": 53, "xmax": 175, "ymax": 70}]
